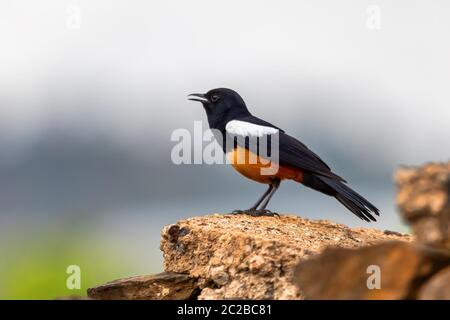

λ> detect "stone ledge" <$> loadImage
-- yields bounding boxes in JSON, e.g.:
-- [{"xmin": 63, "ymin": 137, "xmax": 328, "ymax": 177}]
[
  {"xmin": 160, "ymin": 214, "xmax": 411, "ymax": 299},
  {"xmin": 87, "ymin": 272, "xmax": 198, "ymax": 300}
]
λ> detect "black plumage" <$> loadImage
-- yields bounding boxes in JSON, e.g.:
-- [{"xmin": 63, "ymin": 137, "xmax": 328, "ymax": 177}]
[{"xmin": 188, "ymin": 88, "xmax": 380, "ymax": 221}]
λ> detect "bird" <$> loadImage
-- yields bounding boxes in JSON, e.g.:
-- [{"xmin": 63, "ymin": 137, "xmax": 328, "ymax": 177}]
[{"xmin": 188, "ymin": 88, "xmax": 380, "ymax": 222}]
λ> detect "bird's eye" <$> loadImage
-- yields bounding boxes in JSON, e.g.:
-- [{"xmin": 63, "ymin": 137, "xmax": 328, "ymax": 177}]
[{"xmin": 211, "ymin": 95, "xmax": 220, "ymax": 102}]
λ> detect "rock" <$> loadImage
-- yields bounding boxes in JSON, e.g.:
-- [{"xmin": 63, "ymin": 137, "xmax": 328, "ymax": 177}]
[
  {"xmin": 417, "ymin": 266, "xmax": 450, "ymax": 300},
  {"xmin": 395, "ymin": 162, "xmax": 450, "ymax": 249},
  {"xmin": 87, "ymin": 272, "xmax": 198, "ymax": 300},
  {"xmin": 160, "ymin": 214, "xmax": 411, "ymax": 300},
  {"xmin": 294, "ymin": 241, "xmax": 450, "ymax": 300}
]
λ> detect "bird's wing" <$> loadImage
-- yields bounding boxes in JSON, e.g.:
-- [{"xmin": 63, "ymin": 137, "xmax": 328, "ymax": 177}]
[
  {"xmin": 225, "ymin": 115, "xmax": 345, "ymax": 182},
  {"xmin": 278, "ymin": 132, "xmax": 345, "ymax": 182}
]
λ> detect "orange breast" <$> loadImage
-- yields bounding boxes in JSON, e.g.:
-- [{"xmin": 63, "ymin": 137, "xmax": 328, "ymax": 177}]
[{"xmin": 226, "ymin": 146, "xmax": 303, "ymax": 184}]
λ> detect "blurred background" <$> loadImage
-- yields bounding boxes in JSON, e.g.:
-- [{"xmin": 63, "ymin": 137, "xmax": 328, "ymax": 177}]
[{"xmin": 1, "ymin": 0, "xmax": 449, "ymax": 299}]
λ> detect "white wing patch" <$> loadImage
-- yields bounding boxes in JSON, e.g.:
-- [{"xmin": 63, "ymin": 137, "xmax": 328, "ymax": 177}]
[{"xmin": 225, "ymin": 120, "xmax": 279, "ymax": 137}]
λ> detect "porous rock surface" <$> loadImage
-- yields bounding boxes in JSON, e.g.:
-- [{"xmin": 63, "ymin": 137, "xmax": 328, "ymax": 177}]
[
  {"xmin": 160, "ymin": 214, "xmax": 411, "ymax": 299},
  {"xmin": 87, "ymin": 272, "xmax": 198, "ymax": 300},
  {"xmin": 395, "ymin": 162, "xmax": 450, "ymax": 249}
]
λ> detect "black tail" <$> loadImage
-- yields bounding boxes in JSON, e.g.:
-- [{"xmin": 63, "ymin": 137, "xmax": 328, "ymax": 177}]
[{"xmin": 302, "ymin": 174, "xmax": 380, "ymax": 222}]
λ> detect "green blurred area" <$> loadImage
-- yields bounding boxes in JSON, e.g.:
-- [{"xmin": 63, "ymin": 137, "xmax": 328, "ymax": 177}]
[{"xmin": 0, "ymin": 217, "xmax": 148, "ymax": 300}]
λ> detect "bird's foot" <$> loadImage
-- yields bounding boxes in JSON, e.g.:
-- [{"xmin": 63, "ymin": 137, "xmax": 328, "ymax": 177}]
[{"xmin": 231, "ymin": 209, "xmax": 279, "ymax": 217}]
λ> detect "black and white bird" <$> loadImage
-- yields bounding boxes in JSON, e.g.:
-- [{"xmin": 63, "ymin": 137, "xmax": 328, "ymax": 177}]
[{"xmin": 188, "ymin": 88, "xmax": 380, "ymax": 222}]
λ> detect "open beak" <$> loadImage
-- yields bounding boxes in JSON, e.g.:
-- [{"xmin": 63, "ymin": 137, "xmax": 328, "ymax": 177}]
[{"xmin": 187, "ymin": 93, "xmax": 209, "ymax": 103}]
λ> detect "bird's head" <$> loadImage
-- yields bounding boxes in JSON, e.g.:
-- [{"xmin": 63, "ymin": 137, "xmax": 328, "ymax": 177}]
[{"xmin": 188, "ymin": 88, "xmax": 250, "ymax": 128}]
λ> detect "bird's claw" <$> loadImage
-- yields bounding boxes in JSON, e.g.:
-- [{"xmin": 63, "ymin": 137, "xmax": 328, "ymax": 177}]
[{"xmin": 231, "ymin": 209, "xmax": 279, "ymax": 217}]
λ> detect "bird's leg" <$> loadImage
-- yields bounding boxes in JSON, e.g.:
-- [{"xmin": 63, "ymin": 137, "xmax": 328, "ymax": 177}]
[
  {"xmin": 232, "ymin": 185, "xmax": 272, "ymax": 215},
  {"xmin": 232, "ymin": 179, "xmax": 281, "ymax": 217},
  {"xmin": 256, "ymin": 179, "xmax": 281, "ymax": 215},
  {"xmin": 250, "ymin": 185, "xmax": 273, "ymax": 210}
]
